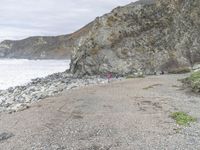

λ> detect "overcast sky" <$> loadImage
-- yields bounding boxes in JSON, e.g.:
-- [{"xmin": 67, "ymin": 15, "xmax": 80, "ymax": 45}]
[{"xmin": 0, "ymin": 0, "xmax": 136, "ymax": 41}]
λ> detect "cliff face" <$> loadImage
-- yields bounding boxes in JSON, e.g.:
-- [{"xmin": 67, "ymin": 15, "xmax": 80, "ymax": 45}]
[{"xmin": 70, "ymin": 0, "xmax": 200, "ymax": 76}]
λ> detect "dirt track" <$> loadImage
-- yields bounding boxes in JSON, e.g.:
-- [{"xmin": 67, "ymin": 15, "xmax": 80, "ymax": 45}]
[{"xmin": 0, "ymin": 74, "xmax": 200, "ymax": 150}]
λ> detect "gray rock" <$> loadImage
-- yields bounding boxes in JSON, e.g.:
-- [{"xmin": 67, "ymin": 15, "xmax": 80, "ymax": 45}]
[
  {"xmin": 193, "ymin": 63, "xmax": 200, "ymax": 72},
  {"xmin": 0, "ymin": 132, "xmax": 14, "ymax": 142}
]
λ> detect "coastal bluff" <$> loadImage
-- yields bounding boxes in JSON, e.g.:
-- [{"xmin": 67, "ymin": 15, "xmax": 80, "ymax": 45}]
[{"xmin": 70, "ymin": 0, "xmax": 200, "ymax": 76}]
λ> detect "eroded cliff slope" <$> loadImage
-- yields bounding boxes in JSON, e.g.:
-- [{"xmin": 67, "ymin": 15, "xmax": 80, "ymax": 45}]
[{"xmin": 70, "ymin": 0, "xmax": 200, "ymax": 76}]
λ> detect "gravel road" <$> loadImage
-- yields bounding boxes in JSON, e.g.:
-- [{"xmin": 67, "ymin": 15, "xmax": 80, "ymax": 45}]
[{"xmin": 0, "ymin": 74, "xmax": 200, "ymax": 150}]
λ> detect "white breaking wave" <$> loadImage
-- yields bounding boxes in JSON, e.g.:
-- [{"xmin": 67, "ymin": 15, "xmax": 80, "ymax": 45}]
[{"xmin": 0, "ymin": 59, "xmax": 70, "ymax": 90}]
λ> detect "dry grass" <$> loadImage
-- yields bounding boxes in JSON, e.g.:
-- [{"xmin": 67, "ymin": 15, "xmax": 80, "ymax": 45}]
[
  {"xmin": 168, "ymin": 67, "xmax": 191, "ymax": 74},
  {"xmin": 143, "ymin": 84, "xmax": 162, "ymax": 90}
]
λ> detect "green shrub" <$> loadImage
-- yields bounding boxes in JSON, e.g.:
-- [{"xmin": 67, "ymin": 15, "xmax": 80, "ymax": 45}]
[
  {"xmin": 188, "ymin": 71, "xmax": 200, "ymax": 82},
  {"xmin": 183, "ymin": 71, "xmax": 200, "ymax": 93},
  {"xmin": 171, "ymin": 112, "xmax": 197, "ymax": 126}
]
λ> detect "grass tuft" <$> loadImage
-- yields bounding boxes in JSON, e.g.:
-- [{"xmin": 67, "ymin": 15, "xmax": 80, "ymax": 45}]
[
  {"xmin": 188, "ymin": 71, "xmax": 200, "ymax": 82},
  {"xmin": 171, "ymin": 112, "xmax": 197, "ymax": 126},
  {"xmin": 182, "ymin": 71, "xmax": 200, "ymax": 93}
]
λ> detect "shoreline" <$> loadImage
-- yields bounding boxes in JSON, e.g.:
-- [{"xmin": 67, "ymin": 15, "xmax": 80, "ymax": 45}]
[
  {"xmin": 0, "ymin": 69, "xmax": 194, "ymax": 113},
  {"xmin": 0, "ymin": 71, "xmax": 118, "ymax": 113},
  {"xmin": 0, "ymin": 59, "xmax": 70, "ymax": 90}
]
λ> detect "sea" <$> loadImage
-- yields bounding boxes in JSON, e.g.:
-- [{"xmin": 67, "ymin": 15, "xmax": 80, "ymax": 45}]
[{"xmin": 0, "ymin": 59, "xmax": 70, "ymax": 90}]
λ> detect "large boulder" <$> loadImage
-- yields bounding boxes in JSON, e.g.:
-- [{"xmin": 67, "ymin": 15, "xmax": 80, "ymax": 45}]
[{"xmin": 70, "ymin": 0, "xmax": 200, "ymax": 76}]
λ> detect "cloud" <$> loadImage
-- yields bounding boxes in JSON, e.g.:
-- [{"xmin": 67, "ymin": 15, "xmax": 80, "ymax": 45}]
[{"xmin": 0, "ymin": 0, "xmax": 136, "ymax": 41}]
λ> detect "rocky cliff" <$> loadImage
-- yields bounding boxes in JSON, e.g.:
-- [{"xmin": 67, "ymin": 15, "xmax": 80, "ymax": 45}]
[{"xmin": 70, "ymin": 0, "xmax": 200, "ymax": 76}]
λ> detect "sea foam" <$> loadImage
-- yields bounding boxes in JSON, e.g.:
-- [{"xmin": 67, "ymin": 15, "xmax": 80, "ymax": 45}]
[{"xmin": 0, "ymin": 59, "xmax": 70, "ymax": 90}]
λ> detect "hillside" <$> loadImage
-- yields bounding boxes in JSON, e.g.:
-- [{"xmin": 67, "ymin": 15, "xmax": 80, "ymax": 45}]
[
  {"xmin": 0, "ymin": 35, "xmax": 69, "ymax": 59},
  {"xmin": 0, "ymin": 22, "xmax": 93, "ymax": 59},
  {"xmin": 69, "ymin": 0, "xmax": 200, "ymax": 76}
]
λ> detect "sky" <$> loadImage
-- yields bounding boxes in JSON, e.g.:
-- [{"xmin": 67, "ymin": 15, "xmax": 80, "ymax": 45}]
[{"xmin": 0, "ymin": 0, "xmax": 136, "ymax": 42}]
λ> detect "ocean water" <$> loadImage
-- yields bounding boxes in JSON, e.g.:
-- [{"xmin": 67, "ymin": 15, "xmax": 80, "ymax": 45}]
[{"xmin": 0, "ymin": 59, "xmax": 70, "ymax": 90}]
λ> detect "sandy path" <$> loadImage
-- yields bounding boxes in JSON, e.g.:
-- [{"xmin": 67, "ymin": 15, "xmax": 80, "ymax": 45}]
[{"xmin": 0, "ymin": 74, "xmax": 200, "ymax": 150}]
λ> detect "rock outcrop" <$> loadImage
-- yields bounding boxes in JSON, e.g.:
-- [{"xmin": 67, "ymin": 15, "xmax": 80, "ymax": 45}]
[{"xmin": 70, "ymin": 0, "xmax": 200, "ymax": 76}]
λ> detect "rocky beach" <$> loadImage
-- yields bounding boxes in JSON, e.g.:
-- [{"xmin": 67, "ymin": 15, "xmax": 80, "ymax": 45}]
[
  {"xmin": 1, "ymin": 73, "xmax": 200, "ymax": 149},
  {"xmin": 0, "ymin": 71, "xmax": 116, "ymax": 113},
  {"xmin": 0, "ymin": 0, "xmax": 200, "ymax": 149}
]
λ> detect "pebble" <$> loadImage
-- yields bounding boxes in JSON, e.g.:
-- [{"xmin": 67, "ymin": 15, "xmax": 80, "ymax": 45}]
[{"xmin": 0, "ymin": 132, "xmax": 14, "ymax": 141}]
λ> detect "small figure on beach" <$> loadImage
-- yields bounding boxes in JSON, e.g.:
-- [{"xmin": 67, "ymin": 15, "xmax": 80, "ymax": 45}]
[
  {"xmin": 107, "ymin": 72, "xmax": 112, "ymax": 83},
  {"xmin": 160, "ymin": 71, "xmax": 164, "ymax": 75}
]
